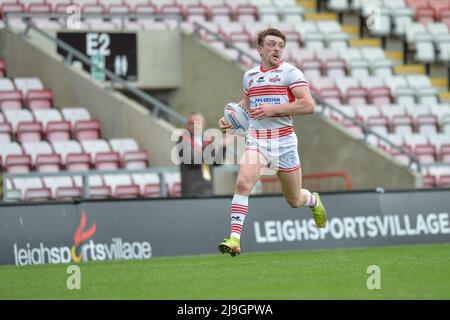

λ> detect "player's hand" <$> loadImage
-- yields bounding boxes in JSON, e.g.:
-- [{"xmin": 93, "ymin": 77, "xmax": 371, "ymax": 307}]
[
  {"xmin": 251, "ymin": 104, "xmax": 277, "ymax": 120},
  {"xmin": 218, "ymin": 117, "xmax": 232, "ymax": 133}
]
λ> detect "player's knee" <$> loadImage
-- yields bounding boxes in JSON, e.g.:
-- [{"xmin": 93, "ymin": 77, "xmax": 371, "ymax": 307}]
[
  {"xmin": 287, "ymin": 197, "xmax": 301, "ymax": 208},
  {"xmin": 235, "ymin": 176, "xmax": 253, "ymax": 194}
]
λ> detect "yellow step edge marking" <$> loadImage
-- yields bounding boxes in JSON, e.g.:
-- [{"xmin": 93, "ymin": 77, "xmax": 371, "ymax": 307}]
[
  {"xmin": 439, "ymin": 92, "xmax": 450, "ymax": 101},
  {"xmin": 431, "ymin": 78, "xmax": 448, "ymax": 87},
  {"xmin": 297, "ymin": 0, "xmax": 316, "ymax": 9},
  {"xmin": 394, "ymin": 64, "xmax": 425, "ymax": 75},
  {"xmin": 341, "ymin": 25, "xmax": 359, "ymax": 35},
  {"xmin": 385, "ymin": 51, "xmax": 403, "ymax": 61},
  {"xmin": 304, "ymin": 13, "xmax": 337, "ymax": 21},
  {"xmin": 349, "ymin": 38, "xmax": 381, "ymax": 48}
]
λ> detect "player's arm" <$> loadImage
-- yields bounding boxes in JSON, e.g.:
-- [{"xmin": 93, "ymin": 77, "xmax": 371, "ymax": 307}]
[
  {"xmin": 251, "ymin": 86, "xmax": 315, "ymax": 119},
  {"xmin": 218, "ymin": 96, "xmax": 250, "ymax": 132}
]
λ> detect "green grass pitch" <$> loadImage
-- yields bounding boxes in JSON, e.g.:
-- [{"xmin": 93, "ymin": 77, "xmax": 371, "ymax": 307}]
[{"xmin": 1, "ymin": 243, "xmax": 449, "ymax": 299}]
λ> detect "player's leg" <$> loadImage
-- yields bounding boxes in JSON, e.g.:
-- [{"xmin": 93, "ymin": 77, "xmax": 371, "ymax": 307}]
[
  {"xmin": 277, "ymin": 167, "xmax": 327, "ymax": 228},
  {"xmin": 218, "ymin": 149, "xmax": 267, "ymax": 256}
]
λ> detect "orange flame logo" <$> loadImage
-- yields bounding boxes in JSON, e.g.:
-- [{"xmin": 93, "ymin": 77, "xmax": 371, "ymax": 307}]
[{"xmin": 71, "ymin": 210, "xmax": 97, "ymax": 263}]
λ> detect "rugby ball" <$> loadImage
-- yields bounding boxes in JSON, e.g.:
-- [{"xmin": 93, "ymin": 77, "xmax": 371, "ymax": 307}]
[{"xmin": 224, "ymin": 102, "xmax": 250, "ymax": 134}]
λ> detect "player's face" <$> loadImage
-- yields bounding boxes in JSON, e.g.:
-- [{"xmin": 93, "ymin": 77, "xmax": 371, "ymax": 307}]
[
  {"xmin": 258, "ymin": 35, "xmax": 285, "ymax": 67},
  {"xmin": 187, "ymin": 114, "xmax": 205, "ymax": 135}
]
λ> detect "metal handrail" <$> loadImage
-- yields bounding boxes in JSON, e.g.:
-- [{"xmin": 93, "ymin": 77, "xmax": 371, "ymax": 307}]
[
  {"xmin": 4, "ymin": 14, "xmax": 187, "ymax": 125},
  {"xmin": 3, "ymin": 11, "xmax": 183, "ymax": 30},
  {"xmin": 2, "ymin": 165, "xmax": 240, "ymax": 201},
  {"xmin": 193, "ymin": 21, "xmax": 422, "ymax": 171},
  {"xmin": 261, "ymin": 171, "xmax": 353, "ymax": 192},
  {"xmin": 2, "ymin": 167, "xmax": 170, "ymax": 200}
]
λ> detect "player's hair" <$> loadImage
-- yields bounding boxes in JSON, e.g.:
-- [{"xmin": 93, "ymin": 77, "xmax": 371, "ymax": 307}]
[{"xmin": 257, "ymin": 28, "xmax": 286, "ymax": 47}]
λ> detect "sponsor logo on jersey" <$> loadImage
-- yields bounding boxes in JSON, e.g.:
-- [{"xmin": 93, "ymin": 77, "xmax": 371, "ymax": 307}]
[
  {"xmin": 256, "ymin": 76, "xmax": 265, "ymax": 83},
  {"xmin": 249, "ymin": 71, "xmax": 259, "ymax": 76},
  {"xmin": 269, "ymin": 76, "xmax": 281, "ymax": 83}
]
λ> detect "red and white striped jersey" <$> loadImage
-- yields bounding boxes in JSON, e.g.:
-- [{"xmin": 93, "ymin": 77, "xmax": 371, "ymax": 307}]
[{"xmin": 243, "ymin": 61, "xmax": 309, "ymax": 131}]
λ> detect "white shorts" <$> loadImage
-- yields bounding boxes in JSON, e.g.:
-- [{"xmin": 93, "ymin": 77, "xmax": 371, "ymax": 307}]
[{"xmin": 245, "ymin": 129, "xmax": 301, "ymax": 172}]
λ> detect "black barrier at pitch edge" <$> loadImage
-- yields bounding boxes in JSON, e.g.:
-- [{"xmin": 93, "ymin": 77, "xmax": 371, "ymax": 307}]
[{"xmin": 0, "ymin": 190, "xmax": 449, "ymax": 266}]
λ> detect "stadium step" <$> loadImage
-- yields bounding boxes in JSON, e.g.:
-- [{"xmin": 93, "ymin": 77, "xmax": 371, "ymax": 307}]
[
  {"xmin": 304, "ymin": 12, "xmax": 337, "ymax": 21},
  {"xmin": 341, "ymin": 25, "xmax": 360, "ymax": 38},
  {"xmin": 385, "ymin": 51, "xmax": 404, "ymax": 65},
  {"xmin": 297, "ymin": 0, "xmax": 316, "ymax": 10},
  {"xmin": 439, "ymin": 91, "xmax": 450, "ymax": 102},
  {"xmin": 349, "ymin": 38, "xmax": 382, "ymax": 48},
  {"xmin": 394, "ymin": 64, "xmax": 426, "ymax": 75},
  {"xmin": 431, "ymin": 78, "xmax": 448, "ymax": 91}
]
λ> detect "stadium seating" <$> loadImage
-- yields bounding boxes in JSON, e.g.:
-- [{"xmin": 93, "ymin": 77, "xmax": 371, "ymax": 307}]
[
  {"xmin": 0, "ymin": 58, "xmax": 161, "ymax": 201},
  {"xmin": 0, "ymin": 0, "xmax": 448, "ymax": 196}
]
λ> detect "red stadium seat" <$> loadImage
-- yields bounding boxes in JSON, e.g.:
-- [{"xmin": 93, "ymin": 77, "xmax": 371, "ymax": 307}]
[
  {"xmin": 422, "ymin": 174, "xmax": 436, "ymax": 188},
  {"xmin": 430, "ymin": 0, "xmax": 450, "ymax": 17},
  {"xmin": 228, "ymin": 31, "xmax": 252, "ymax": 44},
  {"xmin": 0, "ymin": 3, "xmax": 25, "ymax": 19},
  {"xmin": 152, "ymin": 0, "xmax": 177, "ymax": 10},
  {"xmin": 46, "ymin": 121, "xmax": 72, "ymax": 142},
  {"xmin": 298, "ymin": 59, "xmax": 322, "ymax": 79},
  {"xmin": 28, "ymin": 3, "xmax": 51, "ymax": 13},
  {"xmin": 43, "ymin": 176, "xmax": 76, "ymax": 199},
  {"xmin": 107, "ymin": 4, "xmax": 131, "ymax": 13},
  {"xmin": 36, "ymin": 154, "xmax": 62, "ymax": 173},
  {"xmin": 323, "ymin": 59, "xmax": 347, "ymax": 78},
  {"xmin": 134, "ymin": 4, "xmax": 158, "ymax": 14},
  {"xmin": 440, "ymin": 144, "xmax": 450, "ymax": 161},
  {"xmin": 416, "ymin": 6, "xmax": 435, "ymax": 24},
  {"xmin": 54, "ymin": 3, "xmax": 72, "ymax": 13},
  {"xmin": 414, "ymin": 144, "xmax": 437, "ymax": 163},
  {"xmin": 74, "ymin": 119, "xmax": 101, "ymax": 141},
  {"xmin": 184, "ymin": 4, "xmax": 207, "ymax": 22},
  {"xmin": 368, "ymin": 87, "xmax": 392, "ymax": 107},
  {"xmin": 346, "ymin": 88, "xmax": 367, "ymax": 106},
  {"xmin": 25, "ymin": 188, "xmax": 52, "ymax": 202},
  {"xmin": 319, "ymin": 88, "xmax": 342, "ymax": 105},
  {"xmin": 16, "ymin": 121, "xmax": 43, "ymax": 143},
  {"xmin": 95, "ymin": 151, "xmax": 120, "ymax": 170},
  {"xmin": 80, "ymin": 139, "xmax": 111, "ymax": 164},
  {"xmin": 390, "ymin": 147, "xmax": 412, "ymax": 166},
  {"xmin": 0, "ymin": 90, "xmax": 22, "ymax": 111},
  {"xmin": 437, "ymin": 174, "xmax": 450, "ymax": 188},
  {"xmin": 66, "ymin": 153, "xmax": 91, "ymax": 171},
  {"xmin": 167, "ymin": 182, "xmax": 181, "ymax": 197},
  {"xmin": 234, "ymin": 4, "xmax": 257, "ymax": 22},
  {"xmin": 208, "ymin": 5, "xmax": 232, "ymax": 23},
  {"xmin": 55, "ymin": 187, "xmax": 83, "ymax": 200},
  {"xmin": 5, "ymin": 154, "xmax": 32, "ymax": 173},
  {"xmin": 0, "ymin": 122, "xmax": 13, "ymax": 142},
  {"xmin": 392, "ymin": 115, "xmax": 414, "ymax": 134},
  {"xmin": 25, "ymin": 89, "xmax": 53, "ymax": 110},
  {"xmin": 82, "ymin": 4, "xmax": 106, "ymax": 13},
  {"xmin": 160, "ymin": 4, "xmax": 183, "ymax": 15},
  {"xmin": 416, "ymin": 114, "xmax": 439, "ymax": 134},
  {"xmin": 406, "ymin": 0, "xmax": 429, "ymax": 11},
  {"xmin": 367, "ymin": 116, "xmax": 390, "ymax": 136},
  {"xmin": 51, "ymin": 140, "xmax": 83, "ymax": 165},
  {"xmin": 115, "ymin": 185, "xmax": 140, "ymax": 199},
  {"xmin": 123, "ymin": 150, "xmax": 149, "ymax": 169},
  {"xmin": 143, "ymin": 183, "xmax": 161, "ymax": 198},
  {"xmin": 132, "ymin": 173, "xmax": 160, "ymax": 197},
  {"xmin": 89, "ymin": 186, "xmax": 112, "ymax": 199}
]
